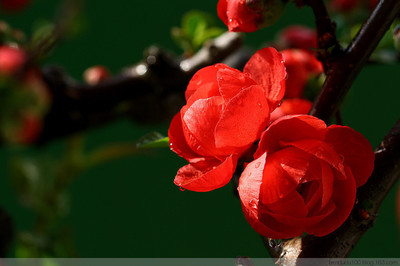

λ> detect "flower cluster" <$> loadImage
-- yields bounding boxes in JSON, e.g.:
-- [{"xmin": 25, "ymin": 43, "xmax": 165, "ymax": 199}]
[{"xmin": 169, "ymin": 47, "xmax": 374, "ymax": 238}]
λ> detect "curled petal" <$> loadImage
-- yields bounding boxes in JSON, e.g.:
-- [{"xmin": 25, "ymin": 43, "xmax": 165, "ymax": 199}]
[
  {"xmin": 270, "ymin": 98, "xmax": 312, "ymax": 122},
  {"xmin": 282, "ymin": 139, "xmax": 346, "ymax": 178},
  {"xmin": 168, "ymin": 112, "xmax": 204, "ymax": 162},
  {"xmin": 243, "ymin": 47, "xmax": 286, "ymax": 110},
  {"xmin": 182, "ymin": 96, "xmax": 224, "ymax": 156},
  {"xmin": 217, "ymin": 0, "xmax": 260, "ymax": 32},
  {"xmin": 325, "ymin": 125, "xmax": 374, "ymax": 187},
  {"xmin": 259, "ymin": 148, "xmax": 310, "ymax": 205},
  {"xmin": 185, "ymin": 65, "xmax": 222, "ymax": 106},
  {"xmin": 217, "ymin": 66, "xmax": 256, "ymax": 101},
  {"xmin": 215, "ymin": 85, "xmax": 270, "ymax": 150},
  {"xmin": 255, "ymin": 115, "xmax": 326, "ymax": 158},
  {"xmin": 174, "ymin": 155, "xmax": 237, "ymax": 192},
  {"xmin": 238, "ymin": 153, "xmax": 299, "ymax": 239},
  {"xmin": 305, "ymin": 167, "xmax": 357, "ymax": 236}
]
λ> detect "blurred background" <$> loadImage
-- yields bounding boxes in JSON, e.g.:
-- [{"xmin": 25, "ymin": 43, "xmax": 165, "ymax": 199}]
[{"xmin": 0, "ymin": 0, "xmax": 399, "ymax": 258}]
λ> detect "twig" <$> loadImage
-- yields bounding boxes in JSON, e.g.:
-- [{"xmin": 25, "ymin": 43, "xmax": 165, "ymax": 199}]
[
  {"xmin": 309, "ymin": 0, "xmax": 400, "ymax": 123},
  {"xmin": 304, "ymin": 0, "xmax": 342, "ymax": 70}
]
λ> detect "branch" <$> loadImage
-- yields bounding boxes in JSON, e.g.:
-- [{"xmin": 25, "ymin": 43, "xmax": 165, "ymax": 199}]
[
  {"xmin": 264, "ymin": 0, "xmax": 400, "ymax": 261},
  {"xmin": 309, "ymin": 0, "xmax": 400, "ymax": 123},
  {"xmin": 37, "ymin": 32, "xmax": 243, "ymax": 143},
  {"xmin": 265, "ymin": 118, "xmax": 400, "ymax": 261},
  {"xmin": 304, "ymin": 0, "xmax": 342, "ymax": 69}
]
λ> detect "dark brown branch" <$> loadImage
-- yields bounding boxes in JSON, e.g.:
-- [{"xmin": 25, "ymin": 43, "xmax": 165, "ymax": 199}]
[
  {"xmin": 309, "ymin": 0, "xmax": 400, "ymax": 123},
  {"xmin": 304, "ymin": 0, "xmax": 342, "ymax": 70},
  {"xmin": 266, "ymin": 118, "xmax": 400, "ymax": 261},
  {"xmin": 263, "ymin": 0, "xmax": 400, "ymax": 262},
  {"xmin": 37, "ymin": 32, "xmax": 242, "ymax": 143}
]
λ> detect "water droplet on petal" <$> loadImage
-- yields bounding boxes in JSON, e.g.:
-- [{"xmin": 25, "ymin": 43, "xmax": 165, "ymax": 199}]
[
  {"xmin": 255, "ymin": 162, "xmax": 261, "ymax": 168},
  {"xmin": 179, "ymin": 187, "xmax": 185, "ymax": 192}
]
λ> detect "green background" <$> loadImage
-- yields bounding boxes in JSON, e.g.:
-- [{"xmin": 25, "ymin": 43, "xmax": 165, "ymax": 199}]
[{"xmin": 0, "ymin": 0, "xmax": 399, "ymax": 258}]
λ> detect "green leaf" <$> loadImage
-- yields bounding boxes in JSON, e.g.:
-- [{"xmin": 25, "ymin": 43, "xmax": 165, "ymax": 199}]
[
  {"xmin": 136, "ymin": 132, "xmax": 169, "ymax": 148},
  {"xmin": 182, "ymin": 10, "xmax": 214, "ymax": 39}
]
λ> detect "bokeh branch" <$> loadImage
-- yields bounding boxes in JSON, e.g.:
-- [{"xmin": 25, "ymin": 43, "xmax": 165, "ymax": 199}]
[{"xmin": 38, "ymin": 32, "xmax": 242, "ymax": 143}]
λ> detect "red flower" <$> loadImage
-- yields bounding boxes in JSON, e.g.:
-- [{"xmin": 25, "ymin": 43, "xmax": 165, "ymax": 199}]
[
  {"xmin": 270, "ymin": 98, "xmax": 312, "ymax": 122},
  {"xmin": 0, "ymin": 46, "xmax": 26, "ymax": 76},
  {"xmin": 277, "ymin": 25, "xmax": 317, "ymax": 51},
  {"xmin": 238, "ymin": 115, "xmax": 374, "ymax": 239},
  {"xmin": 217, "ymin": 0, "xmax": 286, "ymax": 32},
  {"xmin": 169, "ymin": 47, "xmax": 286, "ymax": 192},
  {"xmin": 217, "ymin": 0, "xmax": 262, "ymax": 32},
  {"xmin": 281, "ymin": 49, "xmax": 323, "ymax": 98}
]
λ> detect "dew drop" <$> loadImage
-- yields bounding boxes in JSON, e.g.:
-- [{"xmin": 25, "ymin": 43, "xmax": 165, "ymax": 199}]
[
  {"xmin": 179, "ymin": 187, "xmax": 185, "ymax": 192},
  {"xmin": 255, "ymin": 162, "xmax": 261, "ymax": 168}
]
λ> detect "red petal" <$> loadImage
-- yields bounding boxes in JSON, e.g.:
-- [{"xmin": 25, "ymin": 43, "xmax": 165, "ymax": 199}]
[
  {"xmin": 258, "ymin": 148, "xmax": 310, "ymax": 205},
  {"xmin": 270, "ymin": 98, "xmax": 312, "ymax": 122},
  {"xmin": 305, "ymin": 167, "xmax": 356, "ymax": 236},
  {"xmin": 281, "ymin": 49, "xmax": 323, "ymax": 98},
  {"xmin": 215, "ymin": 85, "xmax": 270, "ymax": 150},
  {"xmin": 320, "ymin": 160, "xmax": 334, "ymax": 208},
  {"xmin": 174, "ymin": 155, "xmax": 237, "ymax": 192},
  {"xmin": 282, "ymin": 139, "xmax": 346, "ymax": 177},
  {"xmin": 217, "ymin": 0, "xmax": 260, "ymax": 32},
  {"xmin": 255, "ymin": 115, "xmax": 326, "ymax": 158},
  {"xmin": 168, "ymin": 112, "xmax": 203, "ymax": 162},
  {"xmin": 185, "ymin": 65, "xmax": 221, "ymax": 106},
  {"xmin": 217, "ymin": 66, "xmax": 256, "ymax": 100},
  {"xmin": 238, "ymin": 153, "xmax": 300, "ymax": 239},
  {"xmin": 243, "ymin": 47, "xmax": 286, "ymax": 110},
  {"xmin": 182, "ymin": 96, "xmax": 225, "ymax": 156},
  {"xmin": 325, "ymin": 125, "xmax": 374, "ymax": 187},
  {"xmin": 262, "ymin": 192, "xmax": 333, "ymax": 230},
  {"xmin": 217, "ymin": 0, "xmax": 229, "ymax": 28},
  {"xmin": 302, "ymin": 180, "xmax": 322, "ymax": 212}
]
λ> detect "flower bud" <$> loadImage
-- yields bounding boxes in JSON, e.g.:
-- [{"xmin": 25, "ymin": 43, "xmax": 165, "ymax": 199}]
[
  {"xmin": 83, "ymin": 65, "xmax": 110, "ymax": 85},
  {"xmin": 217, "ymin": 0, "xmax": 287, "ymax": 32},
  {"xmin": 0, "ymin": 45, "xmax": 26, "ymax": 76}
]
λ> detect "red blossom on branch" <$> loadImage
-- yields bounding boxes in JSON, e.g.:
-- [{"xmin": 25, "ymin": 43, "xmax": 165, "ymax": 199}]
[
  {"xmin": 0, "ymin": 46, "xmax": 26, "ymax": 76},
  {"xmin": 281, "ymin": 49, "xmax": 323, "ymax": 98},
  {"xmin": 169, "ymin": 47, "xmax": 286, "ymax": 192},
  {"xmin": 217, "ymin": 0, "xmax": 286, "ymax": 32},
  {"xmin": 276, "ymin": 25, "xmax": 317, "ymax": 51},
  {"xmin": 238, "ymin": 115, "xmax": 375, "ymax": 239}
]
